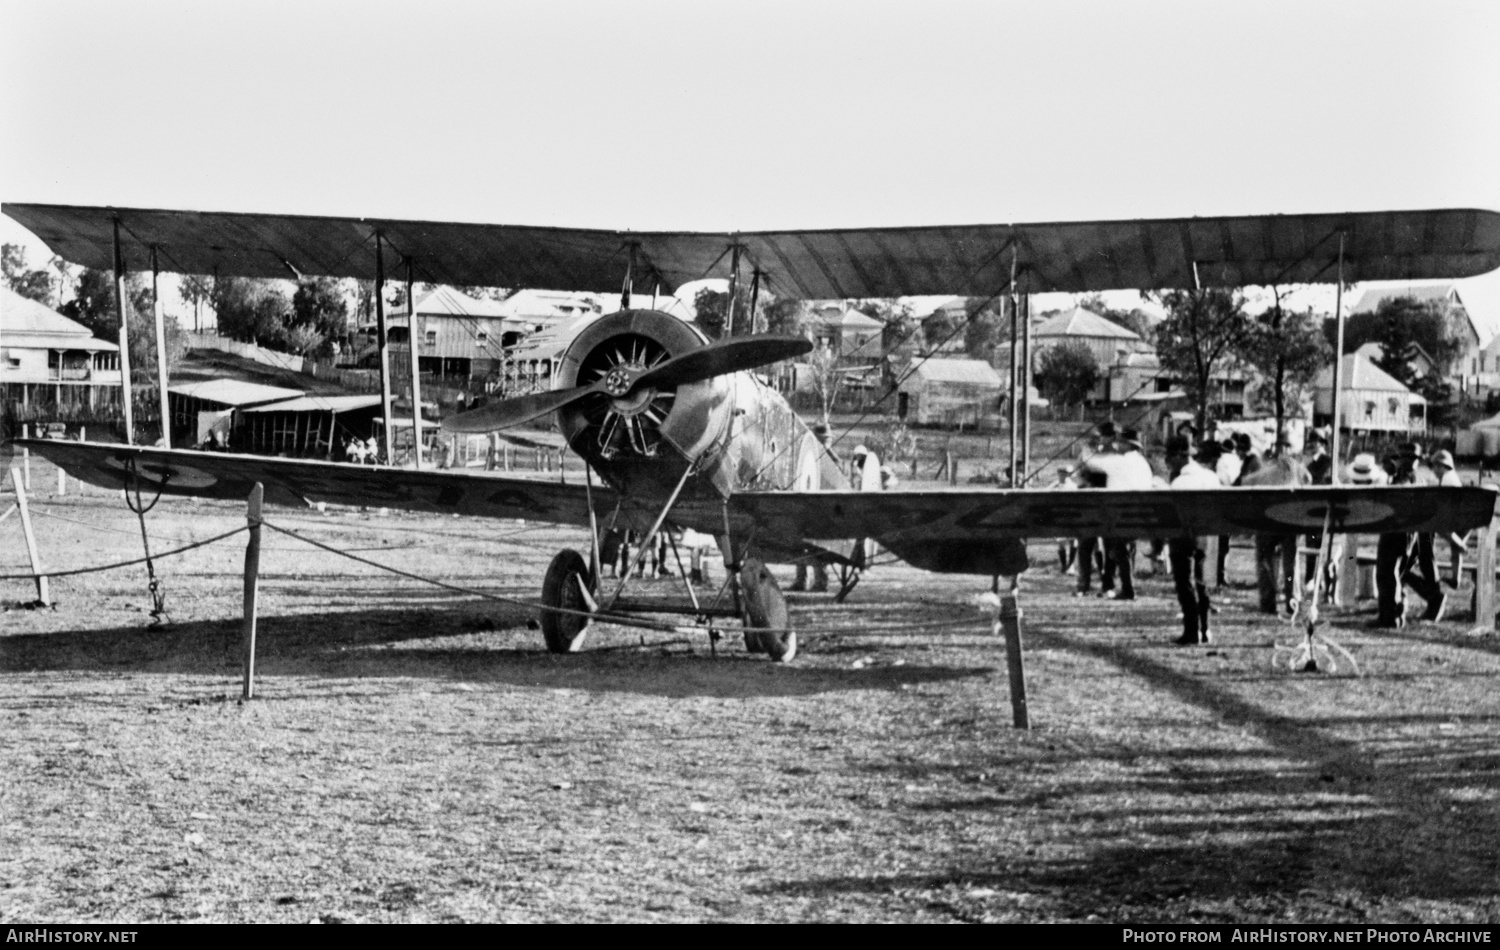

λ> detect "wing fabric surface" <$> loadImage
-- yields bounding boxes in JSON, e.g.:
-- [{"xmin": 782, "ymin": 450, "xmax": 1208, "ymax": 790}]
[
  {"xmin": 21, "ymin": 443, "xmax": 1499, "ymax": 578},
  {"xmin": 6, "ymin": 203, "xmax": 1499, "ymax": 299},
  {"xmin": 730, "ymin": 486, "xmax": 1498, "ymax": 548},
  {"xmin": 18, "ymin": 441, "xmax": 608, "ymax": 526}
]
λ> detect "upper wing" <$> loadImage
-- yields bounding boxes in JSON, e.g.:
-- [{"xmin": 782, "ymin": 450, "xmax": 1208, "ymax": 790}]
[
  {"xmin": 6, "ymin": 202, "xmax": 1498, "ymax": 299},
  {"xmin": 19, "ymin": 441, "xmax": 609, "ymax": 526},
  {"xmin": 731, "ymin": 485, "xmax": 1498, "ymax": 546}
]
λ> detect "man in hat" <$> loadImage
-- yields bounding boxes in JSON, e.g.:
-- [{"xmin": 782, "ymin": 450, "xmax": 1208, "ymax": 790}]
[
  {"xmin": 1431, "ymin": 450, "xmax": 1468, "ymax": 586},
  {"xmin": 1301, "ymin": 427, "xmax": 1336, "ymax": 597},
  {"xmin": 1398, "ymin": 443, "xmax": 1446, "ymax": 621},
  {"xmin": 1165, "ymin": 435, "xmax": 1221, "ymax": 644},
  {"xmin": 850, "ymin": 444, "xmax": 871, "ymax": 484},
  {"xmin": 1241, "ymin": 437, "xmax": 1311, "ymax": 615},
  {"xmin": 1372, "ymin": 444, "xmax": 1444, "ymax": 625},
  {"xmin": 1076, "ymin": 425, "xmax": 1153, "ymax": 599},
  {"xmin": 1304, "ymin": 428, "xmax": 1333, "ymax": 484},
  {"xmin": 1211, "ymin": 435, "xmax": 1242, "ymax": 586},
  {"xmin": 793, "ymin": 423, "xmax": 838, "ymax": 592},
  {"xmin": 1071, "ymin": 422, "xmax": 1116, "ymax": 596},
  {"xmin": 1348, "ymin": 453, "xmax": 1386, "ymax": 485},
  {"xmin": 1053, "ymin": 465, "xmax": 1080, "ymax": 574},
  {"xmin": 1103, "ymin": 427, "xmax": 1153, "ymax": 598}
]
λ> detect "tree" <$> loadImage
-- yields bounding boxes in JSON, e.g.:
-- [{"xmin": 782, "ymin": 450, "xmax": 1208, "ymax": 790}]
[
  {"xmin": 212, "ymin": 276, "xmax": 290, "ymax": 348},
  {"xmin": 454, "ymin": 284, "xmax": 511, "ymax": 303},
  {"xmin": 1238, "ymin": 294, "xmax": 1331, "ymax": 443},
  {"xmin": 352, "ymin": 279, "xmax": 377, "ymax": 327},
  {"xmin": 854, "ymin": 299, "xmax": 916, "ymax": 355},
  {"xmin": 762, "ymin": 297, "xmax": 806, "ymax": 337},
  {"xmin": 284, "ymin": 324, "xmax": 326, "ymax": 358},
  {"xmin": 126, "ymin": 303, "xmax": 187, "ymax": 386},
  {"xmin": 1325, "ymin": 294, "xmax": 1468, "ymax": 377},
  {"xmin": 1417, "ymin": 372, "xmax": 1456, "ymax": 431},
  {"xmin": 920, "ymin": 309, "xmax": 958, "ymax": 353},
  {"xmin": 1151, "ymin": 288, "xmax": 1254, "ymax": 433},
  {"xmin": 48, "ymin": 256, "xmax": 74, "ymax": 308},
  {"xmin": 290, "ymin": 276, "xmax": 349, "ymax": 357},
  {"xmin": 963, "ymin": 303, "xmax": 1005, "ymax": 362},
  {"xmin": 2, "ymin": 243, "xmax": 53, "ymax": 303},
  {"xmin": 805, "ymin": 341, "xmax": 843, "ymax": 426},
  {"xmin": 867, "ymin": 417, "xmax": 918, "ymax": 466},
  {"xmin": 693, "ymin": 287, "xmax": 729, "ymax": 339},
  {"xmin": 178, "ymin": 274, "xmax": 215, "ymax": 333},
  {"xmin": 57, "ymin": 266, "xmax": 184, "ymax": 381},
  {"xmin": 1034, "ymin": 341, "xmax": 1099, "ymax": 416},
  {"xmin": 58, "ymin": 267, "xmax": 118, "ymax": 340}
]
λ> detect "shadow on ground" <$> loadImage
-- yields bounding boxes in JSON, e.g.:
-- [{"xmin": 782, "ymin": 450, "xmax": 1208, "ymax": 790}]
[
  {"xmin": 0, "ymin": 603, "xmax": 990, "ymax": 699},
  {"xmin": 752, "ymin": 615, "xmax": 1500, "ymax": 922}
]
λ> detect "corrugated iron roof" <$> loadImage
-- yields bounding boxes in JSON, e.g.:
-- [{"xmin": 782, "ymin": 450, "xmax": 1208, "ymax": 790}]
[
  {"xmin": 1314, "ymin": 354, "xmax": 1416, "ymax": 394},
  {"xmin": 167, "ymin": 378, "xmax": 304, "ymax": 407},
  {"xmin": 8, "ymin": 204, "xmax": 1499, "ymax": 300},
  {"xmin": 389, "ymin": 285, "xmax": 509, "ymax": 319},
  {"xmin": 909, "ymin": 358, "xmax": 1004, "ymax": 386},
  {"xmin": 810, "ymin": 307, "xmax": 885, "ymax": 331},
  {"xmin": 1350, "ymin": 284, "xmax": 1457, "ymax": 313},
  {"xmin": 1033, "ymin": 307, "xmax": 1142, "ymax": 340},
  {"xmin": 1, "ymin": 286, "xmax": 115, "ymax": 346},
  {"xmin": 3, "ymin": 333, "xmax": 117, "ymax": 351}
]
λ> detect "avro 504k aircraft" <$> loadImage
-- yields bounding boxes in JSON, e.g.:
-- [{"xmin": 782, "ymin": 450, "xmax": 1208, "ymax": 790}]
[{"xmin": 5, "ymin": 203, "xmax": 1500, "ymax": 661}]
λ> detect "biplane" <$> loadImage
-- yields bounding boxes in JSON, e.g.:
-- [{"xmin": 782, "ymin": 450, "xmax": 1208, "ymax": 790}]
[{"xmin": 5, "ymin": 202, "xmax": 1500, "ymax": 661}]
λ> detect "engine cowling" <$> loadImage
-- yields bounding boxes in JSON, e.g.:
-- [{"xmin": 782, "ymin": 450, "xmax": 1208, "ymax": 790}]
[{"xmin": 554, "ymin": 310, "xmax": 735, "ymax": 478}]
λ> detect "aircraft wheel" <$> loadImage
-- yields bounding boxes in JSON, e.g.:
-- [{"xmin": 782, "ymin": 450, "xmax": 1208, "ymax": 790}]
[
  {"xmin": 541, "ymin": 549, "xmax": 594, "ymax": 654},
  {"xmin": 739, "ymin": 557, "xmax": 795, "ymax": 662}
]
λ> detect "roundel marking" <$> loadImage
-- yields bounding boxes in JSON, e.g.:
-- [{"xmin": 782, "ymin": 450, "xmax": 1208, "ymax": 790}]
[
  {"xmin": 101, "ymin": 455, "xmax": 221, "ymax": 490},
  {"xmin": 1263, "ymin": 499, "xmax": 1397, "ymax": 531}
]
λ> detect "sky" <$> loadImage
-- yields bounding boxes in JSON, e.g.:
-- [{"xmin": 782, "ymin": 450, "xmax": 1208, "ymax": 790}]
[{"xmin": 3, "ymin": 0, "xmax": 1498, "ymax": 328}]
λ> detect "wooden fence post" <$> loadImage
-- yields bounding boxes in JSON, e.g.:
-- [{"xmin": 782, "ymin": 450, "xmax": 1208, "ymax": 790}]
[
  {"xmin": 1472, "ymin": 491, "xmax": 1500, "ymax": 635},
  {"xmin": 10, "ymin": 467, "xmax": 49, "ymax": 606},
  {"xmin": 242, "ymin": 483, "xmax": 264, "ymax": 700},
  {"xmin": 998, "ymin": 575, "xmax": 1030, "ymax": 729},
  {"xmin": 1335, "ymin": 534, "xmax": 1361, "ymax": 608}
]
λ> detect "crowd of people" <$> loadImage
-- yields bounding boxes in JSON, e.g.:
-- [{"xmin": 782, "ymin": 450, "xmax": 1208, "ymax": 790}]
[{"xmin": 1061, "ymin": 422, "xmax": 1464, "ymax": 645}]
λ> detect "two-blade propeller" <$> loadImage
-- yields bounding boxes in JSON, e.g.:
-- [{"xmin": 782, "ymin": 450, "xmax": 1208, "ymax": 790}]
[{"xmin": 441, "ymin": 335, "xmax": 812, "ymax": 433}]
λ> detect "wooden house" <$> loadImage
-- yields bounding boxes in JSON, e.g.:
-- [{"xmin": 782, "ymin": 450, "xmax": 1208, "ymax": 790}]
[
  {"xmin": 897, "ymin": 358, "xmax": 1004, "ymax": 428},
  {"xmin": 1314, "ymin": 353, "xmax": 1425, "ymax": 434}
]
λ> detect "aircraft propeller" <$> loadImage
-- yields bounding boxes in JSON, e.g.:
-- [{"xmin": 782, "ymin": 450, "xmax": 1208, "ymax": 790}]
[{"xmin": 441, "ymin": 335, "xmax": 813, "ymax": 433}]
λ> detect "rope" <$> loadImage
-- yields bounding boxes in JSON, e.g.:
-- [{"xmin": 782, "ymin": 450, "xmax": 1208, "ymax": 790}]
[
  {"xmin": 122, "ymin": 460, "xmax": 169, "ymax": 624},
  {"xmin": 259, "ymin": 517, "xmax": 677, "ymax": 631},
  {"xmin": 258, "ymin": 516, "xmax": 992, "ymax": 639},
  {"xmin": 0, "ymin": 527, "xmax": 247, "ymax": 580}
]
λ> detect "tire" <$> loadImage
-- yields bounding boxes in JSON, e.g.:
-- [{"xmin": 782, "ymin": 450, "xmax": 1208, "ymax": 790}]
[
  {"xmin": 540, "ymin": 549, "xmax": 594, "ymax": 654},
  {"xmin": 739, "ymin": 557, "xmax": 795, "ymax": 662}
]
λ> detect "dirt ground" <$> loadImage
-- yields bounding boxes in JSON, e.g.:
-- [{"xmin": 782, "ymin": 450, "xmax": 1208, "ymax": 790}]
[{"xmin": 2, "ymin": 459, "xmax": 1498, "ymax": 923}]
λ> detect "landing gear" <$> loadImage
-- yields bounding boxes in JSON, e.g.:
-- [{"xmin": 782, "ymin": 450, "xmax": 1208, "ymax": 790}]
[
  {"xmin": 833, "ymin": 563, "xmax": 862, "ymax": 604},
  {"xmin": 540, "ymin": 549, "xmax": 596, "ymax": 653},
  {"xmin": 739, "ymin": 557, "xmax": 795, "ymax": 662}
]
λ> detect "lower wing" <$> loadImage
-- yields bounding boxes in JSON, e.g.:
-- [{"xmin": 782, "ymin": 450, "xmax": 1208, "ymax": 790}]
[
  {"xmin": 17, "ymin": 440, "xmax": 607, "ymax": 526},
  {"xmin": 730, "ymin": 486, "xmax": 1497, "ymax": 575}
]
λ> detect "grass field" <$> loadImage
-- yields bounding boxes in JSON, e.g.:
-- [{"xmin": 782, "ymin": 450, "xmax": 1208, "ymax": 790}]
[{"xmin": 2, "ymin": 459, "xmax": 1498, "ymax": 923}]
